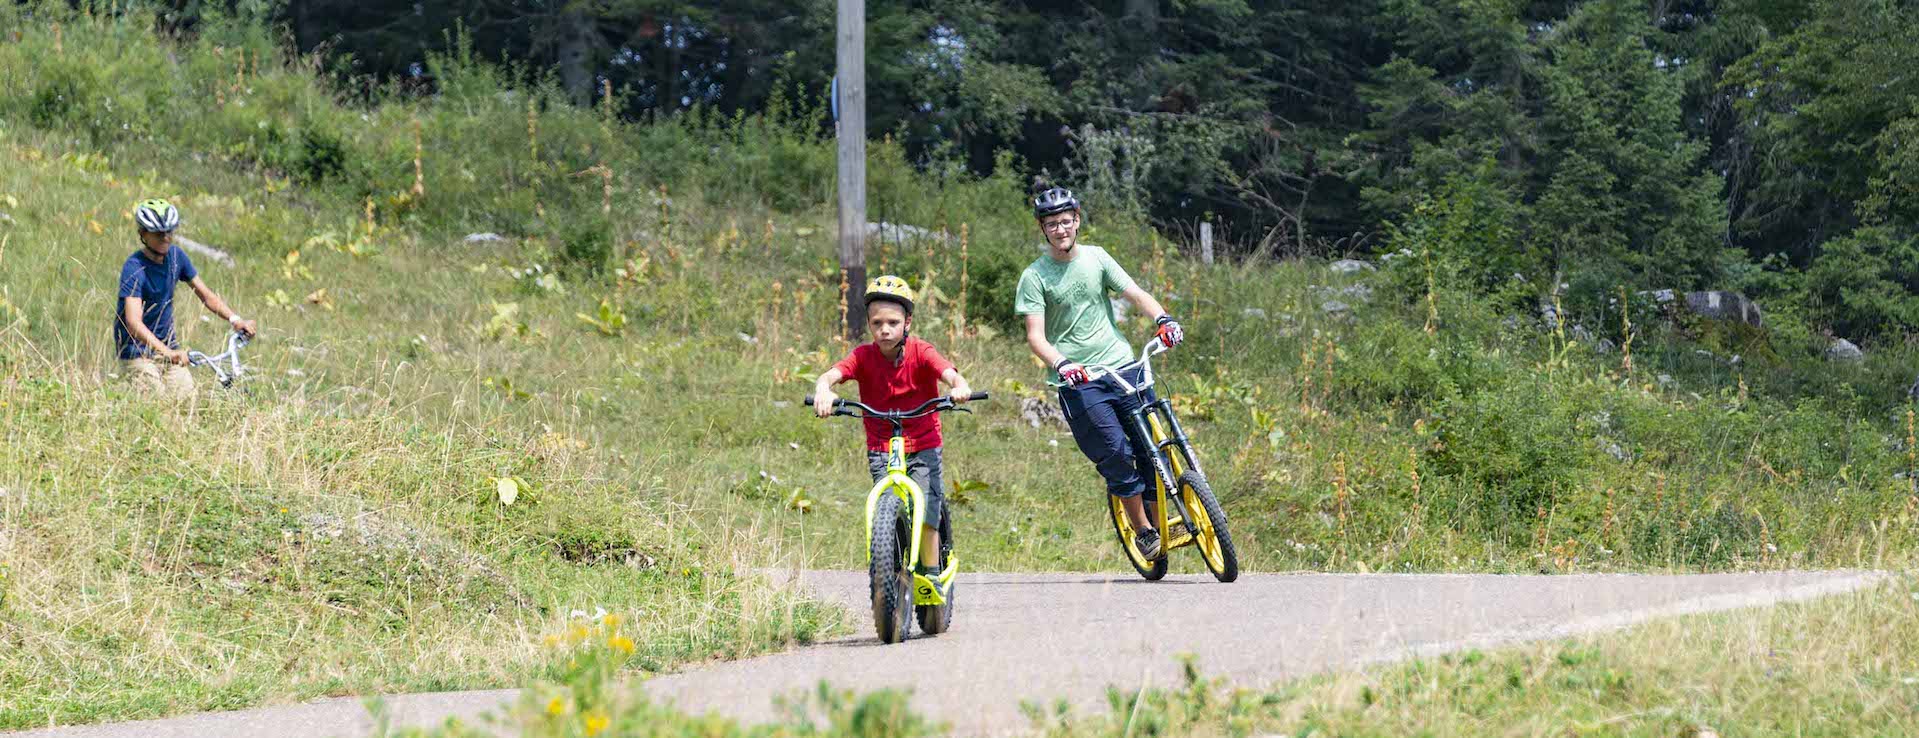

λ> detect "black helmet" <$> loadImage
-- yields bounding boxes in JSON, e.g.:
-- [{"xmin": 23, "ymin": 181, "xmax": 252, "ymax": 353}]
[{"xmin": 1033, "ymin": 187, "xmax": 1080, "ymax": 219}]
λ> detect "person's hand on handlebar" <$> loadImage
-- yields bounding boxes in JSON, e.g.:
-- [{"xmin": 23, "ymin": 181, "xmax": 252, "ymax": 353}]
[
  {"xmin": 228, "ymin": 315, "xmax": 259, "ymax": 338},
  {"xmin": 814, "ymin": 388, "xmax": 838, "ymax": 418},
  {"xmin": 160, "ymin": 347, "xmax": 190, "ymax": 366},
  {"xmin": 1054, "ymin": 358, "xmax": 1089, "ymax": 386},
  {"xmin": 1155, "ymin": 315, "xmax": 1184, "ymax": 349},
  {"xmin": 948, "ymin": 384, "xmax": 975, "ymax": 404}
]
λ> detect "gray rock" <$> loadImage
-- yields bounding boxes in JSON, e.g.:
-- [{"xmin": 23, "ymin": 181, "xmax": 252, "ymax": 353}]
[
  {"xmin": 175, "ymin": 235, "xmax": 235, "ymax": 267},
  {"xmin": 463, "ymin": 232, "xmax": 507, "ymax": 244},
  {"xmin": 1378, "ymin": 248, "xmax": 1415, "ymax": 264},
  {"xmin": 1539, "ymin": 301, "xmax": 1561, "ymax": 326},
  {"xmin": 1330, "ymin": 259, "xmax": 1376, "ymax": 274},
  {"xmin": 866, "ymin": 221, "xmax": 952, "ymax": 245},
  {"xmin": 1241, "ymin": 308, "xmax": 1269, "ymax": 320},
  {"xmin": 1826, "ymin": 338, "xmax": 1865, "ymax": 362},
  {"xmin": 1312, "ymin": 284, "xmax": 1374, "ymax": 303},
  {"xmin": 1320, "ymin": 300, "xmax": 1351, "ymax": 314},
  {"xmin": 1598, "ymin": 439, "xmax": 1629, "ymax": 461},
  {"xmin": 1571, "ymin": 324, "xmax": 1595, "ymax": 344},
  {"xmin": 1596, "ymin": 339, "xmax": 1617, "ymax": 355},
  {"xmin": 1020, "ymin": 396, "xmax": 1066, "ymax": 430},
  {"xmin": 1683, "ymin": 290, "xmax": 1764, "ymax": 328},
  {"xmin": 1908, "ymin": 373, "xmax": 1919, "ymax": 400},
  {"xmin": 1638, "ymin": 288, "xmax": 1677, "ymax": 304},
  {"xmin": 1656, "ymin": 374, "xmax": 1676, "ymax": 389}
]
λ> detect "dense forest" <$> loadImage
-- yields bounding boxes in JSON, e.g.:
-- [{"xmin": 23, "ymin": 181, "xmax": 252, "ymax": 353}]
[{"xmin": 44, "ymin": 0, "xmax": 1919, "ymax": 338}]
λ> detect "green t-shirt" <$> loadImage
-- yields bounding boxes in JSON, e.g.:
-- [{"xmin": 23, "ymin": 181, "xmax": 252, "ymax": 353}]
[{"xmin": 1015, "ymin": 244, "xmax": 1139, "ymax": 382}]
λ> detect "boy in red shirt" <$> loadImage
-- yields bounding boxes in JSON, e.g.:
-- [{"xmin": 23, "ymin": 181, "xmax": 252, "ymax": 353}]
[{"xmin": 812, "ymin": 276, "xmax": 975, "ymax": 576}]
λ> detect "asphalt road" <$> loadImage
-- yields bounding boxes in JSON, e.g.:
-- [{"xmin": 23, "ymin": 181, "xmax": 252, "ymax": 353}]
[{"xmin": 6, "ymin": 568, "xmax": 1881, "ymax": 738}]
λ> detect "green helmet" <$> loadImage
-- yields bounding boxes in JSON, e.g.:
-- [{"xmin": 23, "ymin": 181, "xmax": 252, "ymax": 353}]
[{"xmin": 134, "ymin": 198, "xmax": 180, "ymax": 233}]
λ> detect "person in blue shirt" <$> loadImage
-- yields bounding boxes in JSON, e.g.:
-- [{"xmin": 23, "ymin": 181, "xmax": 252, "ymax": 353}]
[{"xmin": 114, "ymin": 199, "xmax": 257, "ymax": 398}]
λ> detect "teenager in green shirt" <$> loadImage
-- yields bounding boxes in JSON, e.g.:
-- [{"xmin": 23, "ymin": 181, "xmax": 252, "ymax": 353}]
[{"xmin": 1015, "ymin": 187, "xmax": 1184, "ymax": 560}]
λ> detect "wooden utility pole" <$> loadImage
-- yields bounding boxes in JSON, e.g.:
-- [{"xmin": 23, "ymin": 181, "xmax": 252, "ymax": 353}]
[{"xmin": 836, "ymin": 0, "xmax": 867, "ymax": 341}]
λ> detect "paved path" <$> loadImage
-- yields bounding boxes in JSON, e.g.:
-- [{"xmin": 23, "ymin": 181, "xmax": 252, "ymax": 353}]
[{"xmin": 7, "ymin": 569, "xmax": 1881, "ymax": 738}]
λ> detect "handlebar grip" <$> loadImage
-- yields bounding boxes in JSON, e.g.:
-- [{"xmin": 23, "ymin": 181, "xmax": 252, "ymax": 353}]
[
  {"xmin": 967, "ymin": 391, "xmax": 990, "ymax": 402},
  {"xmin": 803, "ymin": 395, "xmax": 815, "ymax": 406}
]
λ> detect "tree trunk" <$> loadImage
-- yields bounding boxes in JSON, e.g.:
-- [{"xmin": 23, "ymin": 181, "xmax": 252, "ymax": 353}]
[
  {"xmin": 665, "ymin": 28, "xmax": 683, "ymax": 110},
  {"xmin": 556, "ymin": 3, "xmax": 599, "ymax": 108},
  {"xmin": 836, "ymin": 0, "xmax": 868, "ymax": 341},
  {"xmin": 718, "ymin": 40, "xmax": 755, "ymax": 112},
  {"xmin": 290, "ymin": 0, "xmax": 313, "ymax": 54},
  {"xmin": 1126, "ymin": 0, "xmax": 1159, "ymax": 38}
]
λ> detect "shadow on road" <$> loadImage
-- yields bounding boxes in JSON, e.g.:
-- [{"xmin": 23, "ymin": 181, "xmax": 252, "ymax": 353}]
[{"xmin": 965, "ymin": 577, "xmax": 1200, "ymax": 587}]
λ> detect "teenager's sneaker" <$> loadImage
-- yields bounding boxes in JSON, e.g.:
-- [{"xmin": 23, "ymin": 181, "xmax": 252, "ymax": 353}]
[{"xmin": 1134, "ymin": 529, "xmax": 1164, "ymax": 560}]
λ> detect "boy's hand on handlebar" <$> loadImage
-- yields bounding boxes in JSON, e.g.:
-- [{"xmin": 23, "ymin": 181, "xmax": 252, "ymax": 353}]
[
  {"xmin": 949, "ymin": 386, "xmax": 974, "ymax": 404},
  {"xmin": 1057, "ymin": 363, "xmax": 1089, "ymax": 386},
  {"xmin": 230, "ymin": 317, "xmax": 259, "ymax": 338},
  {"xmin": 814, "ymin": 389, "xmax": 837, "ymax": 418},
  {"xmin": 1155, "ymin": 315, "xmax": 1184, "ymax": 348},
  {"xmin": 161, "ymin": 348, "xmax": 190, "ymax": 366}
]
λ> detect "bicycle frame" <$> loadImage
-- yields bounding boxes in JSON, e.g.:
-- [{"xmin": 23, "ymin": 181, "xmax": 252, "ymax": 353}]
[
  {"xmin": 812, "ymin": 392, "xmax": 982, "ymax": 607},
  {"xmin": 186, "ymin": 330, "xmax": 251, "ymax": 388},
  {"xmin": 1074, "ymin": 341, "xmax": 1206, "ymax": 547},
  {"xmin": 864, "ymin": 433, "xmax": 927, "ymax": 570}
]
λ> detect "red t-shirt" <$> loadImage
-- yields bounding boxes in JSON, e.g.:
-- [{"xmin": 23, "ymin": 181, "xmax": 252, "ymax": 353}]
[{"xmin": 832, "ymin": 337, "xmax": 955, "ymax": 452}]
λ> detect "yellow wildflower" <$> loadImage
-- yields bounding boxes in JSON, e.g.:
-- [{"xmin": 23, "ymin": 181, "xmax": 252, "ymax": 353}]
[
  {"xmin": 607, "ymin": 635, "xmax": 635, "ymax": 655},
  {"xmin": 584, "ymin": 711, "xmax": 610, "ymax": 736},
  {"xmin": 601, "ymin": 613, "xmax": 622, "ymax": 629},
  {"xmin": 545, "ymin": 697, "xmax": 566, "ymax": 716}
]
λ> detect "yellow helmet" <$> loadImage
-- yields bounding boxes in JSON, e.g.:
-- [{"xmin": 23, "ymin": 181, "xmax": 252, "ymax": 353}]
[{"xmin": 864, "ymin": 275, "xmax": 915, "ymax": 316}]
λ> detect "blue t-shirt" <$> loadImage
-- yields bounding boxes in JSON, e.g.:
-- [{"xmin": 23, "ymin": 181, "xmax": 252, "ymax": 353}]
[{"xmin": 114, "ymin": 246, "xmax": 199, "ymax": 360}]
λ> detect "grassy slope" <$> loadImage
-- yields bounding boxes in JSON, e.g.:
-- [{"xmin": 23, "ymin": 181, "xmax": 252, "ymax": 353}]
[
  {"xmin": 2, "ymin": 9, "xmax": 1918, "ymax": 730},
  {"xmin": 0, "ymin": 136, "xmax": 839, "ymax": 727}
]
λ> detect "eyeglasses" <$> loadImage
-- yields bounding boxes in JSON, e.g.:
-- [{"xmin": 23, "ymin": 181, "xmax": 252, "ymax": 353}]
[{"xmin": 1041, "ymin": 217, "xmax": 1079, "ymax": 233}]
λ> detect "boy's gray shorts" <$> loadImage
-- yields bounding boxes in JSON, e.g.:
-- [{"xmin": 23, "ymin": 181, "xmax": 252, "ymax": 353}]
[{"xmin": 866, "ymin": 446, "xmax": 945, "ymax": 527}]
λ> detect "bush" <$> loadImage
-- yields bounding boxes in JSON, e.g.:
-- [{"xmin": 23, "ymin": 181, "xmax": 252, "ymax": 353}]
[
  {"xmin": 1804, "ymin": 225, "xmax": 1919, "ymax": 337},
  {"xmin": 1430, "ymin": 372, "xmax": 1605, "ymax": 537},
  {"xmin": 558, "ymin": 216, "xmax": 614, "ymax": 276}
]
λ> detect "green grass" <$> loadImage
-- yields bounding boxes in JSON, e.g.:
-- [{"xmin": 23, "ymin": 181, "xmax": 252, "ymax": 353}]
[
  {"xmin": 0, "ymin": 351, "xmax": 840, "ymax": 727},
  {"xmin": 2, "ymin": 7, "xmax": 1919, "ymax": 729}
]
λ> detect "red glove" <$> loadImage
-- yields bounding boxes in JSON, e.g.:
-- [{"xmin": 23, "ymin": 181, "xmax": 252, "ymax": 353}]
[
  {"xmin": 1155, "ymin": 315, "xmax": 1184, "ymax": 348},
  {"xmin": 1056, "ymin": 360, "xmax": 1089, "ymax": 386}
]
